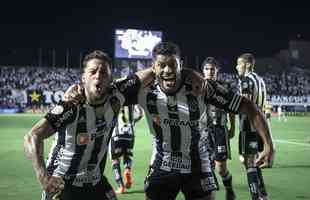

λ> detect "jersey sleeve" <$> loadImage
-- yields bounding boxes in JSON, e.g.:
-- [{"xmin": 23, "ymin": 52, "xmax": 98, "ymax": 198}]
[
  {"xmin": 44, "ymin": 101, "xmax": 77, "ymax": 131},
  {"xmin": 113, "ymin": 75, "xmax": 141, "ymax": 106},
  {"xmin": 204, "ymin": 80, "xmax": 243, "ymax": 114}
]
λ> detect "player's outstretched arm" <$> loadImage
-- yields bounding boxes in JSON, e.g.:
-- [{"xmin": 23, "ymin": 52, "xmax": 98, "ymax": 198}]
[
  {"xmin": 23, "ymin": 119, "xmax": 64, "ymax": 194},
  {"xmin": 135, "ymin": 67, "xmax": 155, "ymax": 88},
  {"xmin": 182, "ymin": 68, "xmax": 206, "ymax": 95},
  {"xmin": 239, "ymin": 97, "xmax": 275, "ymax": 168},
  {"xmin": 228, "ymin": 113, "xmax": 235, "ymax": 139}
]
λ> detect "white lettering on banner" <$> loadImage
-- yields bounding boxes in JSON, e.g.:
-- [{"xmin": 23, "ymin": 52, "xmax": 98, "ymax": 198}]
[
  {"xmin": 269, "ymin": 95, "xmax": 310, "ymax": 105},
  {"xmin": 54, "ymin": 91, "xmax": 64, "ymax": 103},
  {"xmin": 11, "ymin": 89, "xmax": 27, "ymax": 103},
  {"xmin": 26, "ymin": 90, "xmax": 65, "ymax": 104},
  {"xmin": 43, "ymin": 90, "xmax": 53, "ymax": 104}
]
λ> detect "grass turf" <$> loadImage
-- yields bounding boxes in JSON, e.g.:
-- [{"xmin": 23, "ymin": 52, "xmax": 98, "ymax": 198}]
[{"xmin": 0, "ymin": 114, "xmax": 309, "ymax": 200}]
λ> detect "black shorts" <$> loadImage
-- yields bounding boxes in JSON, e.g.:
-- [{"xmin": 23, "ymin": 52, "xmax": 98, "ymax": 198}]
[
  {"xmin": 144, "ymin": 168, "xmax": 218, "ymax": 200},
  {"xmin": 110, "ymin": 134, "xmax": 134, "ymax": 160},
  {"xmin": 41, "ymin": 176, "xmax": 117, "ymax": 200},
  {"xmin": 209, "ymin": 126, "xmax": 231, "ymax": 162},
  {"xmin": 239, "ymin": 131, "xmax": 264, "ymax": 155}
]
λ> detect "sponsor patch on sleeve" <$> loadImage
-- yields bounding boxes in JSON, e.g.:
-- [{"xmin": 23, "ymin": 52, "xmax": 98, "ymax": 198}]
[{"xmin": 51, "ymin": 105, "xmax": 64, "ymax": 115}]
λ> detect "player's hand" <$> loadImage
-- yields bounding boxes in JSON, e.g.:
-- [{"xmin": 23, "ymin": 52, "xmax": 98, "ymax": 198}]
[
  {"xmin": 64, "ymin": 84, "xmax": 85, "ymax": 104},
  {"xmin": 255, "ymin": 146, "xmax": 275, "ymax": 168},
  {"xmin": 39, "ymin": 175, "xmax": 65, "ymax": 194},
  {"xmin": 183, "ymin": 68, "xmax": 205, "ymax": 96}
]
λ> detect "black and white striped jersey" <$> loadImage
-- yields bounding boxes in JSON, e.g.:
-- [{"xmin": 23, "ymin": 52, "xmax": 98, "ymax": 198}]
[
  {"xmin": 111, "ymin": 105, "xmax": 135, "ymax": 139},
  {"xmin": 44, "ymin": 76, "xmax": 141, "ymax": 187},
  {"xmin": 238, "ymin": 72, "xmax": 267, "ymax": 132},
  {"xmin": 201, "ymin": 81, "xmax": 232, "ymax": 128},
  {"xmin": 116, "ymin": 70, "xmax": 243, "ymax": 174}
]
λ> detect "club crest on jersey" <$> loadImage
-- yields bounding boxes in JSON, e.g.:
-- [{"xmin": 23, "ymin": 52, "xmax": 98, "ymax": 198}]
[
  {"xmin": 110, "ymin": 97, "xmax": 121, "ymax": 114},
  {"xmin": 51, "ymin": 105, "xmax": 64, "ymax": 115},
  {"xmin": 77, "ymin": 133, "xmax": 90, "ymax": 145},
  {"xmin": 242, "ymin": 81, "xmax": 248, "ymax": 89},
  {"xmin": 152, "ymin": 114, "xmax": 161, "ymax": 126}
]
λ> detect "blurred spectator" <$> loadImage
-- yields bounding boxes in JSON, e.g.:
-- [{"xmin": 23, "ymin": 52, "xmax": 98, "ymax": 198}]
[{"xmin": 1, "ymin": 65, "xmax": 310, "ymax": 111}]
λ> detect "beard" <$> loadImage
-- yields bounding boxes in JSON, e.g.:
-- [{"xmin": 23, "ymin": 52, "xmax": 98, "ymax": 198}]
[
  {"xmin": 85, "ymin": 81, "xmax": 110, "ymax": 104},
  {"xmin": 158, "ymin": 72, "xmax": 181, "ymax": 94}
]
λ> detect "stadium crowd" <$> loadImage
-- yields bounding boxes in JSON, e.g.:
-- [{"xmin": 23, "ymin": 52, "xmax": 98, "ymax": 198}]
[
  {"xmin": 0, "ymin": 66, "xmax": 81, "ymax": 110},
  {"xmin": 1, "ymin": 65, "xmax": 310, "ymax": 110}
]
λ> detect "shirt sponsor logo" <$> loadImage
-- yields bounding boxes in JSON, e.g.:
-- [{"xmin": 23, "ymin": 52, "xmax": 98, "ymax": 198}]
[
  {"xmin": 217, "ymin": 145, "xmax": 226, "ymax": 153},
  {"xmin": 54, "ymin": 108, "xmax": 74, "ymax": 128},
  {"xmin": 74, "ymin": 172, "xmax": 101, "ymax": 183},
  {"xmin": 163, "ymin": 118, "xmax": 199, "ymax": 127},
  {"xmin": 201, "ymin": 176, "xmax": 217, "ymax": 191},
  {"xmin": 161, "ymin": 155, "xmax": 191, "ymax": 171}
]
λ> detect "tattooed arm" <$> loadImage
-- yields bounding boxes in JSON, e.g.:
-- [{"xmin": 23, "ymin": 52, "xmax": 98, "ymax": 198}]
[
  {"xmin": 24, "ymin": 118, "xmax": 65, "ymax": 194},
  {"xmin": 24, "ymin": 118, "xmax": 64, "ymax": 194},
  {"xmin": 135, "ymin": 67, "xmax": 155, "ymax": 88}
]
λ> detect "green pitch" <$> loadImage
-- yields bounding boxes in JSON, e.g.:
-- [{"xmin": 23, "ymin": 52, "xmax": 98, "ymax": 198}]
[{"xmin": 0, "ymin": 114, "xmax": 309, "ymax": 200}]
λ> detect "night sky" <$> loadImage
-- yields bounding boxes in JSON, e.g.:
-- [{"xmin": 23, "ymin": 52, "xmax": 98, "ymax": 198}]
[{"xmin": 0, "ymin": 1, "xmax": 310, "ymax": 67}]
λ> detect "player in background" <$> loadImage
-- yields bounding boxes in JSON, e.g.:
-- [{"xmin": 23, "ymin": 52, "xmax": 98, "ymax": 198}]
[
  {"xmin": 264, "ymin": 102, "xmax": 273, "ymax": 126},
  {"xmin": 110, "ymin": 105, "xmax": 144, "ymax": 194},
  {"xmin": 277, "ymin": 104, "xmax": 287, "ymax": 122},
  {"xmin": 65, "ymin": 42, "xmax": 275, "ymax": 200},
  {"xmin": 236, "ymin": 53, "xmax": 273, "ymax": 200},
  {"xmin": 200, "ymin": 57, "xmax": 236, "ymax": 200}
]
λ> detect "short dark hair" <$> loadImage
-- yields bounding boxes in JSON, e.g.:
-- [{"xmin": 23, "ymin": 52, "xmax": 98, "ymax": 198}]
[
  {"xmin": 239, "ymin": 53, "xmax": 255, "ymax": 65},
  {"xmin": 200, "ymin": 57, "xmax": 219, "ymax": 72},
  {"xmin": 82, "ymin": 50, "xmax": 112, "ymax": 69},
  {"xmin": 152, "ymin": 42, "xmax": 181, "ymax": 59}
]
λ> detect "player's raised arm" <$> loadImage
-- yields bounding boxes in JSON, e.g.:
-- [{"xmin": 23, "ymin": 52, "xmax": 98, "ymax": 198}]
[
  {"xmin": 204, "ymin": 80, "xmax": 275, "ymax": 168},
  {"xmin": 228, "ymin": 113, "xmax": 236, "ymax": 139},
  {"xmin": 182, "ymin": 67, "xmax": 206, "ymax": 95},
  {"xmin": 238, "ymin": 97, "xmax": 275, "ymax": 168},
  {"xmin": 135, "ymin": 67, "xmax": 155, "ymax": 88}
]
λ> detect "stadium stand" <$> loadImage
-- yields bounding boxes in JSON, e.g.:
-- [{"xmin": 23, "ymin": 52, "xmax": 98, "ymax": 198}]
[{"xmin": 1, "ymin": 65, "xmax": 310, "ymax": 113}]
